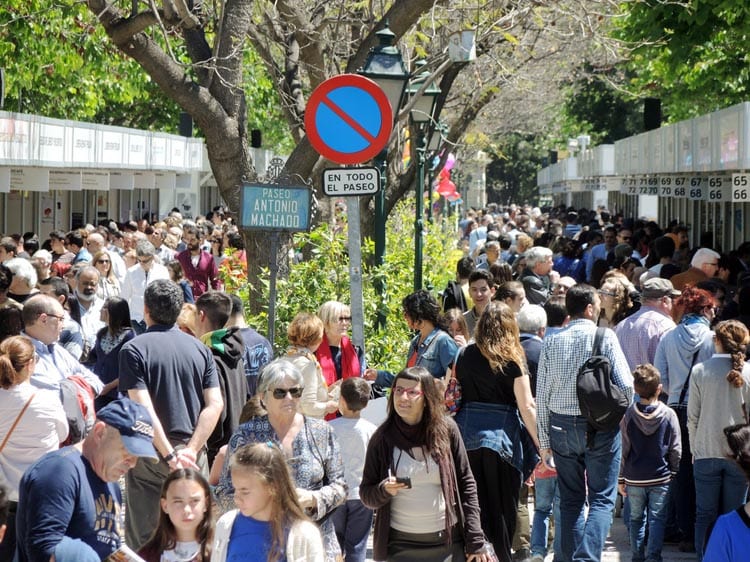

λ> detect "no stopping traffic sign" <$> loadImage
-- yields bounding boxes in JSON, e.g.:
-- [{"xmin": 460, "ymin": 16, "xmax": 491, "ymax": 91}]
[{"xmin": 304, "ymin": 74, "xmax": 393, "ymax": 165}]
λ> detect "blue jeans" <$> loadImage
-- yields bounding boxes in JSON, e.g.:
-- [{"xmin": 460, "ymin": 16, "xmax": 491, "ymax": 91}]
[
  {"xmin": 549, "ymin": 413, "xmax": 621, "ymax": 562},
  {"xmin": 531, "ymin": 475, "xmax": 561, "ymax": 560},
  {"xmin": 693, "ymin": 457, "xmax": 748, "ymax": 560},
  {"xmin": 331, "ymin": 499, "xmax": 374, "ymax": 562},
  {"xmin": 627, "ymin": 484, "xmax": 669, "ymax": 562}
]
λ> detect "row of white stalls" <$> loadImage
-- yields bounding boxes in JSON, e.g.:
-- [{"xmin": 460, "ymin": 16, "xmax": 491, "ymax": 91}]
[
  {"xmin": 0, "ymin": 111, "xmax": 283, "ymax": 239},
  {"xmin": 537, "ymin": 102, "xmax": 750, "ymax": 253}
]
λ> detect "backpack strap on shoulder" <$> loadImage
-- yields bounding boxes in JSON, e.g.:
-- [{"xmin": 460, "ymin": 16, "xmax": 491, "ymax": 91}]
[{"xmin": 592, "ymin": 327, "xmax": 606, "ymax": 356}]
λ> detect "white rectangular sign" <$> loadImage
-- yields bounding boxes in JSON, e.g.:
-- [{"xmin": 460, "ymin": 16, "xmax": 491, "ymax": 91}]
[
  {"xmin": 323, "ymin": 167, "xmax": 380, "ymax": 196},
  {"xmin": 11, "ymin": 168, "xmax": 49, "ymax": 191},
  {"xmin": 49, "ymin": 170, "xmax": 82, "ymax": 191},
  {"xmin": 82, "ymin": 171, "xmax": 109, "ymax": 191}
]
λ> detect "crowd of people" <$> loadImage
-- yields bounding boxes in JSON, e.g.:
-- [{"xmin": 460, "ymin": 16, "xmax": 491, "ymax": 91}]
[{"xmin": 0, "ymin": 202, "xmax": 750, "ymax": 562}]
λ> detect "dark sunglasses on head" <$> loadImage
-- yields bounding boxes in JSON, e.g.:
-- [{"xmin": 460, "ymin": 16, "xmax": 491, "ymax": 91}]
[{"xmin": 272, "ymin": 387, "xmax": 303, "ymax": 399}]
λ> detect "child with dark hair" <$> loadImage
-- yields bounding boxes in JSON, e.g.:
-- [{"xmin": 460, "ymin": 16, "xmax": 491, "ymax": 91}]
[
  {"xmin": 619, "ymin": 364, "xmax": 682, "ymax": 562},
  {"xmin": 703, "ymin": 423, "xmax": 750, "ymax": 560},
  {"xmin": 329, "ymin": 378, "xmax": 377, "ymax": 562}
]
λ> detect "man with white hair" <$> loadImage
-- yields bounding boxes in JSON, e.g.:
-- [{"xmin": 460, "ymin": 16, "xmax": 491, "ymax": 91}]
[
  {"xmin": 4, "ymin": 258, "xmax": 38, "ymax": 304},
  {"xmin": 669, "ymin": 247, "xmax": 720, "ymax": 291},
  {"xmin": 74, "ymin": 266, "xmax": 105, "ymax": 358},
  {"xmin": 517, "ymin": 304, "xmax": 547, "ymax": 392},
  {"xmin": 121, "ymin": 241, "xmax": 170, "ymax": 333},
  {"xmin": 521, "ymin": 246, "xmax": 554, "ymax": 305}
]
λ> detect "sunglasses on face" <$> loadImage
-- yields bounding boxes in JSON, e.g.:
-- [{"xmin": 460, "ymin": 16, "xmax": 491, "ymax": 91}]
[{"xmin": 272, "ymin": 387, "xmax": 303, "ymax": 399}]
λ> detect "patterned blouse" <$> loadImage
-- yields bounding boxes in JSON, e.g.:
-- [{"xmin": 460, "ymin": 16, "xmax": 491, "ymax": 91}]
[{"xmin": 213, "ymin": 414, "xmax": 347, "ymax": 562}]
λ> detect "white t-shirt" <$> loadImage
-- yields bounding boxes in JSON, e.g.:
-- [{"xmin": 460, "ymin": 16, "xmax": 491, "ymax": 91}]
[
  {"xmin": 160, "ymin": 541, "xmax": 201, "ymax": 561},
  {"xmin": 329, "ymin": 416, "xmax": 376, "ymax": 500},
  {"xmin": 389, "ymin": 447, "xmax": 445, "ymax": 533}
]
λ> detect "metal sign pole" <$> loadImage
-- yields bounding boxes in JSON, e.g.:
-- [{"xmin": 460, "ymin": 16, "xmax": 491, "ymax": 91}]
[
  {"xmin": 267, "ymin": 231, "xmax": 279, "ymax": 348},
  {"xmin": 347, "ymin": 197, "xmax": 365, "ymax": 352}
]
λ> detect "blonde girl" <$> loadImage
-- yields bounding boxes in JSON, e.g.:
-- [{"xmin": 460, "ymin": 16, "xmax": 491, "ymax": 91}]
[{"xmin": 212, "ymin": 443, "xmax": 324, "ymax": 562}]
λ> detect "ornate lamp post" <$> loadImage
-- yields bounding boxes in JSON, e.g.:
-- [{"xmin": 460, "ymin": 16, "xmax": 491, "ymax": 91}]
[
  {"xmin": 359, "ymin": 23, "xmax": 409, "ymax": 328},
  {"xmin": 406, "ymin": 62, "xmax": 440, "ymax": 292}
]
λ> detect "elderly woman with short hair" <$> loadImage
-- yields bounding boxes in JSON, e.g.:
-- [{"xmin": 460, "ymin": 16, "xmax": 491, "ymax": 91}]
[{"xmin": 215, "ymin": 359, "xmax": 347, "ymax": 562}]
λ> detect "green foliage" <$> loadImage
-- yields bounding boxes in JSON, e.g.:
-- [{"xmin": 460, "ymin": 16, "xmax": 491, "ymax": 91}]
[
  {"xmin": 0, "ymin": 1, "xmax": 179, "ymax": 129},
  {"xmin": 559, "ymin": 70, "xmax": 642, "ymax": 144},
  {"xmin": 615, "ymin": 0, "xmax": 750, "ymax": 121},
  {"xmin": 485, "ymin": 133, "xmax": 547, "ymax": 206},
  {"xmin": 226, "ymin": 198, "xmax": 459, "ymax": 372}
]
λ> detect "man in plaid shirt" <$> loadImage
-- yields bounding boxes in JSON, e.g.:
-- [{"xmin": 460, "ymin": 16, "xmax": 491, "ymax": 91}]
[{"xmin": 537, "ymin": 284, "xmax": 633, "ymax": 561}]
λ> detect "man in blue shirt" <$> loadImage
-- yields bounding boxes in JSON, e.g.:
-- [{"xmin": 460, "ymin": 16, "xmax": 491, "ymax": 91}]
[{"xmin": 15, "ymin": 398, "xmax": 158, "ymax": 562}]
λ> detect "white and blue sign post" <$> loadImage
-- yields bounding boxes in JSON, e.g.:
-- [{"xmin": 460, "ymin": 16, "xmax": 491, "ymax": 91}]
[
  {"xmin": 305, "ymin": 74, "xmax": 393, "ymax": 351},
  {"xmin": 240, "ymin": 183, "xmax": 312, "ymax": 347}
]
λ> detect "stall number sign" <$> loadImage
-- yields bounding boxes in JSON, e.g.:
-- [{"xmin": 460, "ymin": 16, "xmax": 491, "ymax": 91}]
[
  {"xmin": 732, "ymin": 173, "xmax": 750, "ymax": 202},
  {"xmin": 323, "ymin": 167, "xmax": 380, "ymax": 196},
  {"xmin": 239, "ymin": 183, "xmax": 311, "ymax": 232}
]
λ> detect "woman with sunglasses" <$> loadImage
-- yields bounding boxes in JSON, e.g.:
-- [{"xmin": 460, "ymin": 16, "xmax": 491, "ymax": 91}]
[
  {"xmin": 315, "ymin": 301, "xmax": 365, "ymax": 419},
  {"xmin": 92, "ymin": 250, "xmax": 121, "ymax": 299},
  {"xmin": 361, "ymin": 366, "xmax": 495, "ymax": 562},
  {"xmin": 214, "ymin": 359, "xmax": 347, "ymax": 562},
  {"xmin": 0, "ymin": 335, "xmax": 68, "ymax": 560},
  {"xmin": 597, "ymin": 272, "xmax": 635, "ymax": 328}
]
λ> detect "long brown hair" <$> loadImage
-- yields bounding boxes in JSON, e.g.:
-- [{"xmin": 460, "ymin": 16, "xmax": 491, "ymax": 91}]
[
  {"xmin": 475, "ymin": 301, "xmax": 526, "ymax": 372},
  {"xmin": 229, "ymin": 443, "xmax": 309, "ymax": 562},
  {"xmin": 714, "ymin": 320, "xmax": 749, "ymax": 388},
  {"xmin": 384, "ymin": 367, "xmax": 451, "ymax": 456},
  {"xmin": 0, "ymin": 335, "xmax": 35, "ymax": 389},
  {"xmin": 140, "ymin": 468, "xmax": 214, "ymax": 561}
]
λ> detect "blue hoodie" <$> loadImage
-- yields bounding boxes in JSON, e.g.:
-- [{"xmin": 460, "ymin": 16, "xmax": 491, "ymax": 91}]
[{"xmin": 653, "ymin": 315, "xmax": 715, "ymax": 405}]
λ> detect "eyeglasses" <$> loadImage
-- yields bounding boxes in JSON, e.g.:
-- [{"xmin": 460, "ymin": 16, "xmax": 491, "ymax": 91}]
[
  {"xmin": 706, "ymin": 262, "xmax": 719, "ymax": 268},
  {"xmin": 393, "ymin": 386, "xmax": 424, "ymax": 399},
  {"xmin": 271, "ymin": 387, "xmax": 303, "ymax": 399},
  {"xmin": 598, "ymin": 290, "xmax": 617, "ymax": 297},
  {"xmin": 44, "ymin": 312, "xmax": 65, "ymax": 322},
  {"xmin": 338, "ymin": 316, "xmax": 352, "ymax": 322},
  {"xmin": 96, "ymin": 259, "xmax": 110, "ymax": 264},
  {"xmin": 138, "ymin": 257, "xmax": 154, "ymax": 264}
]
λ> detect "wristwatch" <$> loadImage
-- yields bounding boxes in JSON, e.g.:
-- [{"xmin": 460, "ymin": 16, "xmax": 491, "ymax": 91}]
[{"xmin": 163, "ymin": 450, "xmax": 177, "ymax": 463}]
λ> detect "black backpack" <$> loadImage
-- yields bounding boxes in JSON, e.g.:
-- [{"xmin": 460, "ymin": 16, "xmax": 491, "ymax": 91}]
[
  {"xmin": 442, "ymin": 280, "xmax": 468, "ymax": 312},
  {"xmin": 576, "ymin": 328, "xmax": 629, "ymax": 435}
]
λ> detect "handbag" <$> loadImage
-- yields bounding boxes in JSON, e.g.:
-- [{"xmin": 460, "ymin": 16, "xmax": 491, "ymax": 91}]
[
  {"xmin": 444, "ymin": 347, "xmax": 464, "ymax": 415},
  {"xmin": 0, "ymin": 392, "xmax": 36, "ymax": 454}
]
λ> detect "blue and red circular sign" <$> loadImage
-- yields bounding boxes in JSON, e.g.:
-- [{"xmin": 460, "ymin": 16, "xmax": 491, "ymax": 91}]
[{"xmin": 305, "ymin": 74, "xmax": 393, "ymax": 165}]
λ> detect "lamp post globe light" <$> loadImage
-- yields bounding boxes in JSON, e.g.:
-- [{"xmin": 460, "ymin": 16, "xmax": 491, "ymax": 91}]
[
  {"xmin": 406, "ymin": 62, "xmax": 441, "ymax": 292},
  {"xmin": 359, "ymin": 23, "xmax": 409, "ymax": 329}
]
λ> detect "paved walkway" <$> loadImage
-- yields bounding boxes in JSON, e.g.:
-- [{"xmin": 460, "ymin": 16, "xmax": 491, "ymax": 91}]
[{"xmin": 364, "ymin": 512, "xmax": 699, "ymax": 561}]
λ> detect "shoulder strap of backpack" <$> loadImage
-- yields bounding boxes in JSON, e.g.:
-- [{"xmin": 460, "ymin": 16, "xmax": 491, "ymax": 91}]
[
  {"xmin": 592, "ymin": 327, "xmax": 606, "ymax": 356},
  {"xmin": 678, "ymin": 349, "xmax": 701, "ymax": 406}
]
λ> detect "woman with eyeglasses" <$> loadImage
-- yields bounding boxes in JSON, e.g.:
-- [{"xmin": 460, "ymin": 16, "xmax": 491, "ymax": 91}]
[
  {"xmin": 315, "ymin": 301, "xmax": 365, "ymax": 419},
  {"xmin": 360, "ymin": 367, "xmax": 495, "ymax": 562},
  {"xmin": 453, "ymin": 302, "xmax": 540, "ymax": 561},
  {"xmin": 92, "ymin": 250, "xmax": 121, "ymax": 299},
  {"xmin": 0, "ymin": 335, "xmax": 68, "ymax": 560},
  {"xmin": 214, "ymin": 359, "xmax": 347, "ymax": 562},
  {"xmin": 654, "ymin": 285, "xmax": 719, "ymax": 551},
  {"xmin": 286, "ymin": 312, "xmax": 339, "ymax": 419}
]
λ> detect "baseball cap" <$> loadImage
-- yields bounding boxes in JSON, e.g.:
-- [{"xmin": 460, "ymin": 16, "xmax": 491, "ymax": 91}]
[
  {"xmin": 641, "ymin": 278, "xmax": 681, "ymax": 299},
  {"xmin": 96, "ymin": 398, "xmax": 158, "ymax": 460}
]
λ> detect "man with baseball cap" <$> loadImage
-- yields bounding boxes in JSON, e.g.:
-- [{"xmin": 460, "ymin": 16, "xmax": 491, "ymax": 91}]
[
  {"xmin": 15, "ymin": 398, "xmax": 157, "ymax": 562},
  {"xmin": 614, "ymin": 278, "xmax": 680, "ymax": 372}
]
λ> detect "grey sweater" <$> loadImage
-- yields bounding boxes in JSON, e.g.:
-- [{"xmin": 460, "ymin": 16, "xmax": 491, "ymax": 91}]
[{"xmin": 687, "ymin": 354, "xmax": 750, "ymax": 459}]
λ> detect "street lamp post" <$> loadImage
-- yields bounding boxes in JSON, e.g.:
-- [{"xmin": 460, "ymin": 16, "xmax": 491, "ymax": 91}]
[
  {"xmin": 359, "ymin": 24, "xmax": 409, "ymax": 329},
  {"xmin": 426, "ymin": 123, "xmax": 446, "ymax": 224},
  {"xmin": 406, "ymin": 63, "xmax": 441, "ymax": 292}
]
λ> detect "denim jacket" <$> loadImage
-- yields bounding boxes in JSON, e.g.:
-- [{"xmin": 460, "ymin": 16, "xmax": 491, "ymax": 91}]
[
  {"xmin": 407, "ymin": 328, "xmax": 458, "ymax": 379},
  {"xmin": 455, "ymin": 402, "xmax": 539, "ymax": 480}
]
